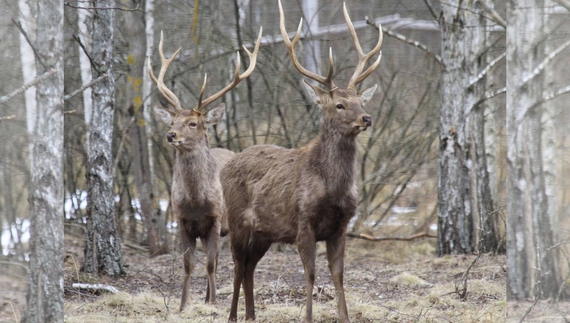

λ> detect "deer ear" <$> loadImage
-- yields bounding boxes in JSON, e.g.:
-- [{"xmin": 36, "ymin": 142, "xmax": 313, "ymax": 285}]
[
  {"xmin": 302, "ymin": 79, "xmax": 328, "ymax": 106},
  {"xmin": 205, "ymin": 103, "xmax": 225, "ymax": 126},
  {"xmin": 359, "ymin": 84, "xmax": 377, "ymax": 106},
  {"xmin": 154, "ymin": 106, "xmax": 174, "ymax": 124}
]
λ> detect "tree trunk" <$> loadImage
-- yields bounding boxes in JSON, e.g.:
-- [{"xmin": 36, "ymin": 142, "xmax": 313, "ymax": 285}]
[
  {"xmin": 22, "ymin": 0, "xmax": 64, "ymax": 321},
  {"xmin": 437, "ymin": 0, "xmax": 474, "ymax": 255},
  {"xmin": 81, "ymin": 0, "xmax": 125, "ymax": 276},
  {"xmin": 122, "ymin": 0, "xmax": 168, "ymax": 256},
  {"xmin": 506, "ymin": 0, "xmax": 561, "ymax": 300}
]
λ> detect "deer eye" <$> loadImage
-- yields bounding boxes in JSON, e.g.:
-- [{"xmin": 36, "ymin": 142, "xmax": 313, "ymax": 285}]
[
  {"xmin": 189, "ymin": 122, "xmax": 197, "ymax": 127},
  {"xmin": 336, "ymin": 104, "xmax": 345, "ymax": 110}
]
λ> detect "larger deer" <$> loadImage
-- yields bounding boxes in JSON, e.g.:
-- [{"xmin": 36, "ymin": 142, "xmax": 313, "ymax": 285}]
[
  {"xmin": 222, "ymin": 2, "xmax": 382, "ymax": 322},
  {"xmin": 147, "ymin": 29, "xmax": 261, "ymax": 311}
]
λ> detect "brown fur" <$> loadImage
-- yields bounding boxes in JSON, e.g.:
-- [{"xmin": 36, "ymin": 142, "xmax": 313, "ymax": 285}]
[
  {"xmin": 155, "ymin": 105, "xmax": 234, "ymax": 311},
  {"xmin": 222, "ymin": 86, "xmax": 376, "ymax": 323}
]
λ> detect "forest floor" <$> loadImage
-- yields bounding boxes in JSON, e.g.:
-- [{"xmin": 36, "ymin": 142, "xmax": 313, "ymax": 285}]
[{"xmin": 57, "ymin": 234, "xmax": 509, "ymax": 323}]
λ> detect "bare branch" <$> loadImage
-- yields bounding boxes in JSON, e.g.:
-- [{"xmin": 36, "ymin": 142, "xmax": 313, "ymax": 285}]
[
  {"xmin": 553, "ymin": 0, "xmax": 570, "ymax": 12},
  {"xmin": 468, "ymin": 52, "xmax": 506, "ymax": 88},
  {"xmin": 64, "ymin": 74, "xmax": 108, "ymax": 101},
  {"xmin": 0, "ymin": 69, "xmax": 57, "ymax": 104},
  {"xmin": 423, "ymin": 0, "xmax": 439, "ymax": 20},
  {"xmin": 71, "ymin": 283, "xmax": 119, "ymax": 294},
  {"xmin": 365, "ymin": 17, "xmax": 444, "ymax": 66},
  {"xmin": 479, "ymin": 0, "xmax": 507, "ymax": 29},
  {"xmin": 523, "ymin": 37, "xmax": 570, "ymax": 84},
  {"xmin": 65, "ymin": 2, "xmax": 142, "ymax": 12},
  {"xmin": 346, "ymin": 232, "xmax": 436, "ymax": 242},
  {"xmin": 0, "ymin": 115, "xmax": 16, "ymax": 122},
  {"xmin": 73, "ymin": 35, "xmax": 101, "ymax": 74},
  {"xmin": 11, "ymin": 18, "xmax": 46, "ymax": 68}
]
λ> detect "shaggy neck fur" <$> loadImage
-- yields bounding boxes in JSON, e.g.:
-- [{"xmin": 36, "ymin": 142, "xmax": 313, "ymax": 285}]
[
  {"xmin": 309, "ymin": 118, "xmax": 357, "ymax": 197},
  {"xmin": 174, "ymin": 138, "xmax": 219, "ymax": 205}
]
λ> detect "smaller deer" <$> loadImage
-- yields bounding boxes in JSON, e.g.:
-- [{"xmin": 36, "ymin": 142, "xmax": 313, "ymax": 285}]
[
  {"xmin": 147, "ymin": 29, "xmax": 262, "ymax": 311},
  {"xmin": 222, "ymin": 2, "xmax": 382, "ymax": 322}
]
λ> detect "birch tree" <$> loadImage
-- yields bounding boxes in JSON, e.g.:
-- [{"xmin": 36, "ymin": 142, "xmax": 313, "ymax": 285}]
[
  {"xmin": 81, "ymin": 0, "xmax": 125, "ymax": 276},
  {"xmin": 22, "ymin": 0, "xmax": 64, "ymax": 321},
  {"xmin": 506, "ymin": 0, "xmax": 563, "ymax": 300},
  {"xmin": 437, "ymin": 0, "xmax": 504, "ymax": 255}
]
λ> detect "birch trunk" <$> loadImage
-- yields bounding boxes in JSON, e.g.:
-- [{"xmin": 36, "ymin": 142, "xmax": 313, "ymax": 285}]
[
  {"xmin": 18, "ymin": 0, "xmax": 37, "ymax": 161},
  {"xmin": 22, "ymin": 0, "xmax": 64, "ymax": 321},
  {"xmin": 81, "ymin": 0, "xmax": 125, "ymax": 276},
  {"xmin": 506, "ymin": 0, "xmax": 561, "ymax": 300},
  {"xmin": 437, "ymin": 0, "xmax": 474, "ymax": 255}
]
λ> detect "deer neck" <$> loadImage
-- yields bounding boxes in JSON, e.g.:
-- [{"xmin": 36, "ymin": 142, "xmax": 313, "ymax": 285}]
[
  {"xmin": 310, "ymin": 120, "xmax": 358, "ymax": 196},
  {"xmin": 174, "ymin": 142, "xmax": 218, "ymax": 204}
]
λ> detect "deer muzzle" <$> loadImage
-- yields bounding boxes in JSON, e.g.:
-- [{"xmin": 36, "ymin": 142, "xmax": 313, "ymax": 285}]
[
  {"xmin": 166, "ymin": 132, "xmax": 176, "ymax": 142},
  {"xmin": 362, "ymin": 116, "xmax": 372, "ymax": 127}
]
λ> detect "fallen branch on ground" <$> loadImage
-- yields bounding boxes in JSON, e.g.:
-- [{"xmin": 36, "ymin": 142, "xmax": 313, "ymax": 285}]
[
  {"xmin": 346, "ymin": 232, "xmax": 436, "ymax": 242},
  {"xmin": 72, "ymin": 283, "xmax": 119, "ymax": 294}
]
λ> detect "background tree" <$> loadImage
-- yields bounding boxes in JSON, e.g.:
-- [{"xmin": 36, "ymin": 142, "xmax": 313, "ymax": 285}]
[
  {"xmin": 81, "ymin": 0, "xmax": 125, "ymax": 276},
  {"xmin": 22, "ymin": 0, "xmax": 65, "ymax": 321},
  {"xmin": 506, "ymin": 0, "xmax": 570, "ymax": 302}
]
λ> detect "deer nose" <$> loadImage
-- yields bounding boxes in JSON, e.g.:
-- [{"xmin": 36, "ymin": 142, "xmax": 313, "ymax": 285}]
[
  {"xmin": 362, "ymin": 116, "xmax": 372, "ymax": 127},
  {"xmin": 166, "ymin": 132, "xmax": 176, "ymax": 142}
]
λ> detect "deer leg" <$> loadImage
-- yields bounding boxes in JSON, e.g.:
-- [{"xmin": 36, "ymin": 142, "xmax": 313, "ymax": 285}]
[
  {"xmin": 229, "ymin": 232, "xmax": 249, "ymax": 322},
  {"xmin": 180, "ymin": 233, "xmax": 197, "ymax": 312},
  {"xmin": 297, "ymin": 227, "xmax": 316, "ymax": 323},
  {"xmin": 243, "ymin": 234, "xmax": 271, "ymax": 321},
  {"xmin": 326, "ymin": 234, "xmax": 350, "ymax": 323},
  {"xmin": 201, "ymin": 227, "xmax": 220, "ymax": 304}
]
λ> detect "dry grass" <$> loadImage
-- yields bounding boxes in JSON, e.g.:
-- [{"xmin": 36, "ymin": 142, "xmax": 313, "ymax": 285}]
[{"xmin": 63, "ymin": 239, "xmax": 506, "ymax": 323}]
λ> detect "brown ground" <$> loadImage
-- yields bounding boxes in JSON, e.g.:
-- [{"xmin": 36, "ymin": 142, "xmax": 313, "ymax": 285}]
[{"xmin": 59, "ymin": 234, "xmax": 508, "ymax": 323}]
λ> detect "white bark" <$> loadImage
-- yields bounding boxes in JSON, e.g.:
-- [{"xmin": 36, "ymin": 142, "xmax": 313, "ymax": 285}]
[
  {"xmin": 18, "ymin": 0, "xmax": 37, "ymax": 163},
  {"xmin": 143, "ymin": 0, "xmax": 155, "ymax": 182},
  {"xmin": 76, "ymin": 1, "xmax": 93, "ymax": 127},
  {"xmin": 22, "ymin": 0, "xmax": 64, "ymax": 321}
]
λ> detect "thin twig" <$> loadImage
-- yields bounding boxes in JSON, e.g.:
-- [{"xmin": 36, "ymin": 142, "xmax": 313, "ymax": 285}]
[
  {"xmin": 468, "ymin": 52, "xmax": 506, "ymax": 88},
  {"xmin": 0, "ymin": 115, "xmax": 16, "ymax": 122},
  {"xmin": 11, "ymin": 18, "xmax": 46, "ymax": 68},
  {"xmin": 365, "ymin": 17, "xmax": 444, "ymax": 66},
  {"xmin": 346, "ymin": 231, "xmax": 436, "ymax": 242},
  {"xmin": 518, "ymin": 297, "xmax": 538, "ymax": 323},
  {"xmin": 64, "ymin": 74, "xmax": 108, "ymax": 101},
  {"xmin": 65, "ymin": 2, "xmax": 142, "ymax": 12},
  {"xmin": 111, "ymin": 115, "xmax": 136, "ymax": 178},
  {"xmin": 455, "ymin": 253, "xmax": 481, "ymax": 300},
  {"xmin": 479, "ymin": 0, "xmax": 507, "ymax": 28},
  {"xmin": 72, "ymin": 35, "xmax": 101, "ymax": 74},
  {"xmin": 522, "ymin": 38, "xmax": 570, "ymax": 85},
  {"xmin": 0, "ymin": 69, "xmax": 57, "ymax": 104}
]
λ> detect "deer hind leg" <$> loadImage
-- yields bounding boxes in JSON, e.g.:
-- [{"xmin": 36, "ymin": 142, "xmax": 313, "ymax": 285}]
[
  {"xmin": 228, "ymin": 230, "xmax": 249, "ymax": 322},
  {"xmin": 297, "ymin": 227, "xmax": 317, "ymax": 323},
  {"xmin": 243, "ymin": 233, "xmax": 272, "ymax": 321},
  {"xmin": 326, "ymin": 234, "xmax": 350, "ymax": 323},
  {"xmin": 201, "ymin": 227, "xmax": 220, "ymax": 304},
  {"xmin": 180, "ymin": 234, "xmax": 197, "ymax": 312}
]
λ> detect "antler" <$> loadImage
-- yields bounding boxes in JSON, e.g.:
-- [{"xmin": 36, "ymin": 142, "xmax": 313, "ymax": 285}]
[
  {"xmin": 278, "ymin": 0, "xmax": 336, "ymax": 90},
  {"xmin": 147, "ymin": 31, "xmax": 183, "ymax": 112},
  {"xmin": 196, "ymin": 26, "xmax": 263, "ymax": 112},
  {"xmin": 344, "ymin": 3, "xmax": 383, "ymax": 89}
]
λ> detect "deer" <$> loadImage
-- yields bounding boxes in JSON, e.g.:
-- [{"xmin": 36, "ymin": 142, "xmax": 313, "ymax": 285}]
[
  {"xmin": 221, "ymin": 2, "xmax": 383, "ymax": 322},
  {"xmin": 147, "ymin": 28, "xmax": 262, "ymax": 311}
]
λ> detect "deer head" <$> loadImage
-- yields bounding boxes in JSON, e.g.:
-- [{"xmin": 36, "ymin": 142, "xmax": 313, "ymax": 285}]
[
  {"xmin": 278, "ymin": 1, "xmax": 382, "ymax": 137},
  {"xmin": 148, "ymin": 29, "xmax": 262, "ymax": 151}
]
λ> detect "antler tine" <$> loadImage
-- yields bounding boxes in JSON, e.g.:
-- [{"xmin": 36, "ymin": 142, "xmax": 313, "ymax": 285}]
[
  {"xmin": 278, "ymin": 0, "xmax": 336, "ymax": 90},
  {"xmin": 194, "ymin": 73, "xmax": 208, "ymax": 113},
  {"xmin": 344, "ymin": 3, "xmax": 383, "ymax": 89},
  {"xmin": 147, "ymin": 31, "xmax": 183, "ymax": 111},
  {"xmin": 198, "ymin": 26, "xmax": 262, "ymax": 111}
]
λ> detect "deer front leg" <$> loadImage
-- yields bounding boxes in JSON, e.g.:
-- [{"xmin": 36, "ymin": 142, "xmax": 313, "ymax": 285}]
[
  {"xmin": 326, "ymin": 233, "xmax": 350, "ymax": 323},
  {"xmin": 297, "ymin": 226, "xmax": 317, "ymax": 323},
  {"xmin": 180, "ymin": 233, "xmax": 197, "ymax": 312},
  {"xmin": 201, "ymin": 225, "xmax": 220, "ymax": 304}
]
